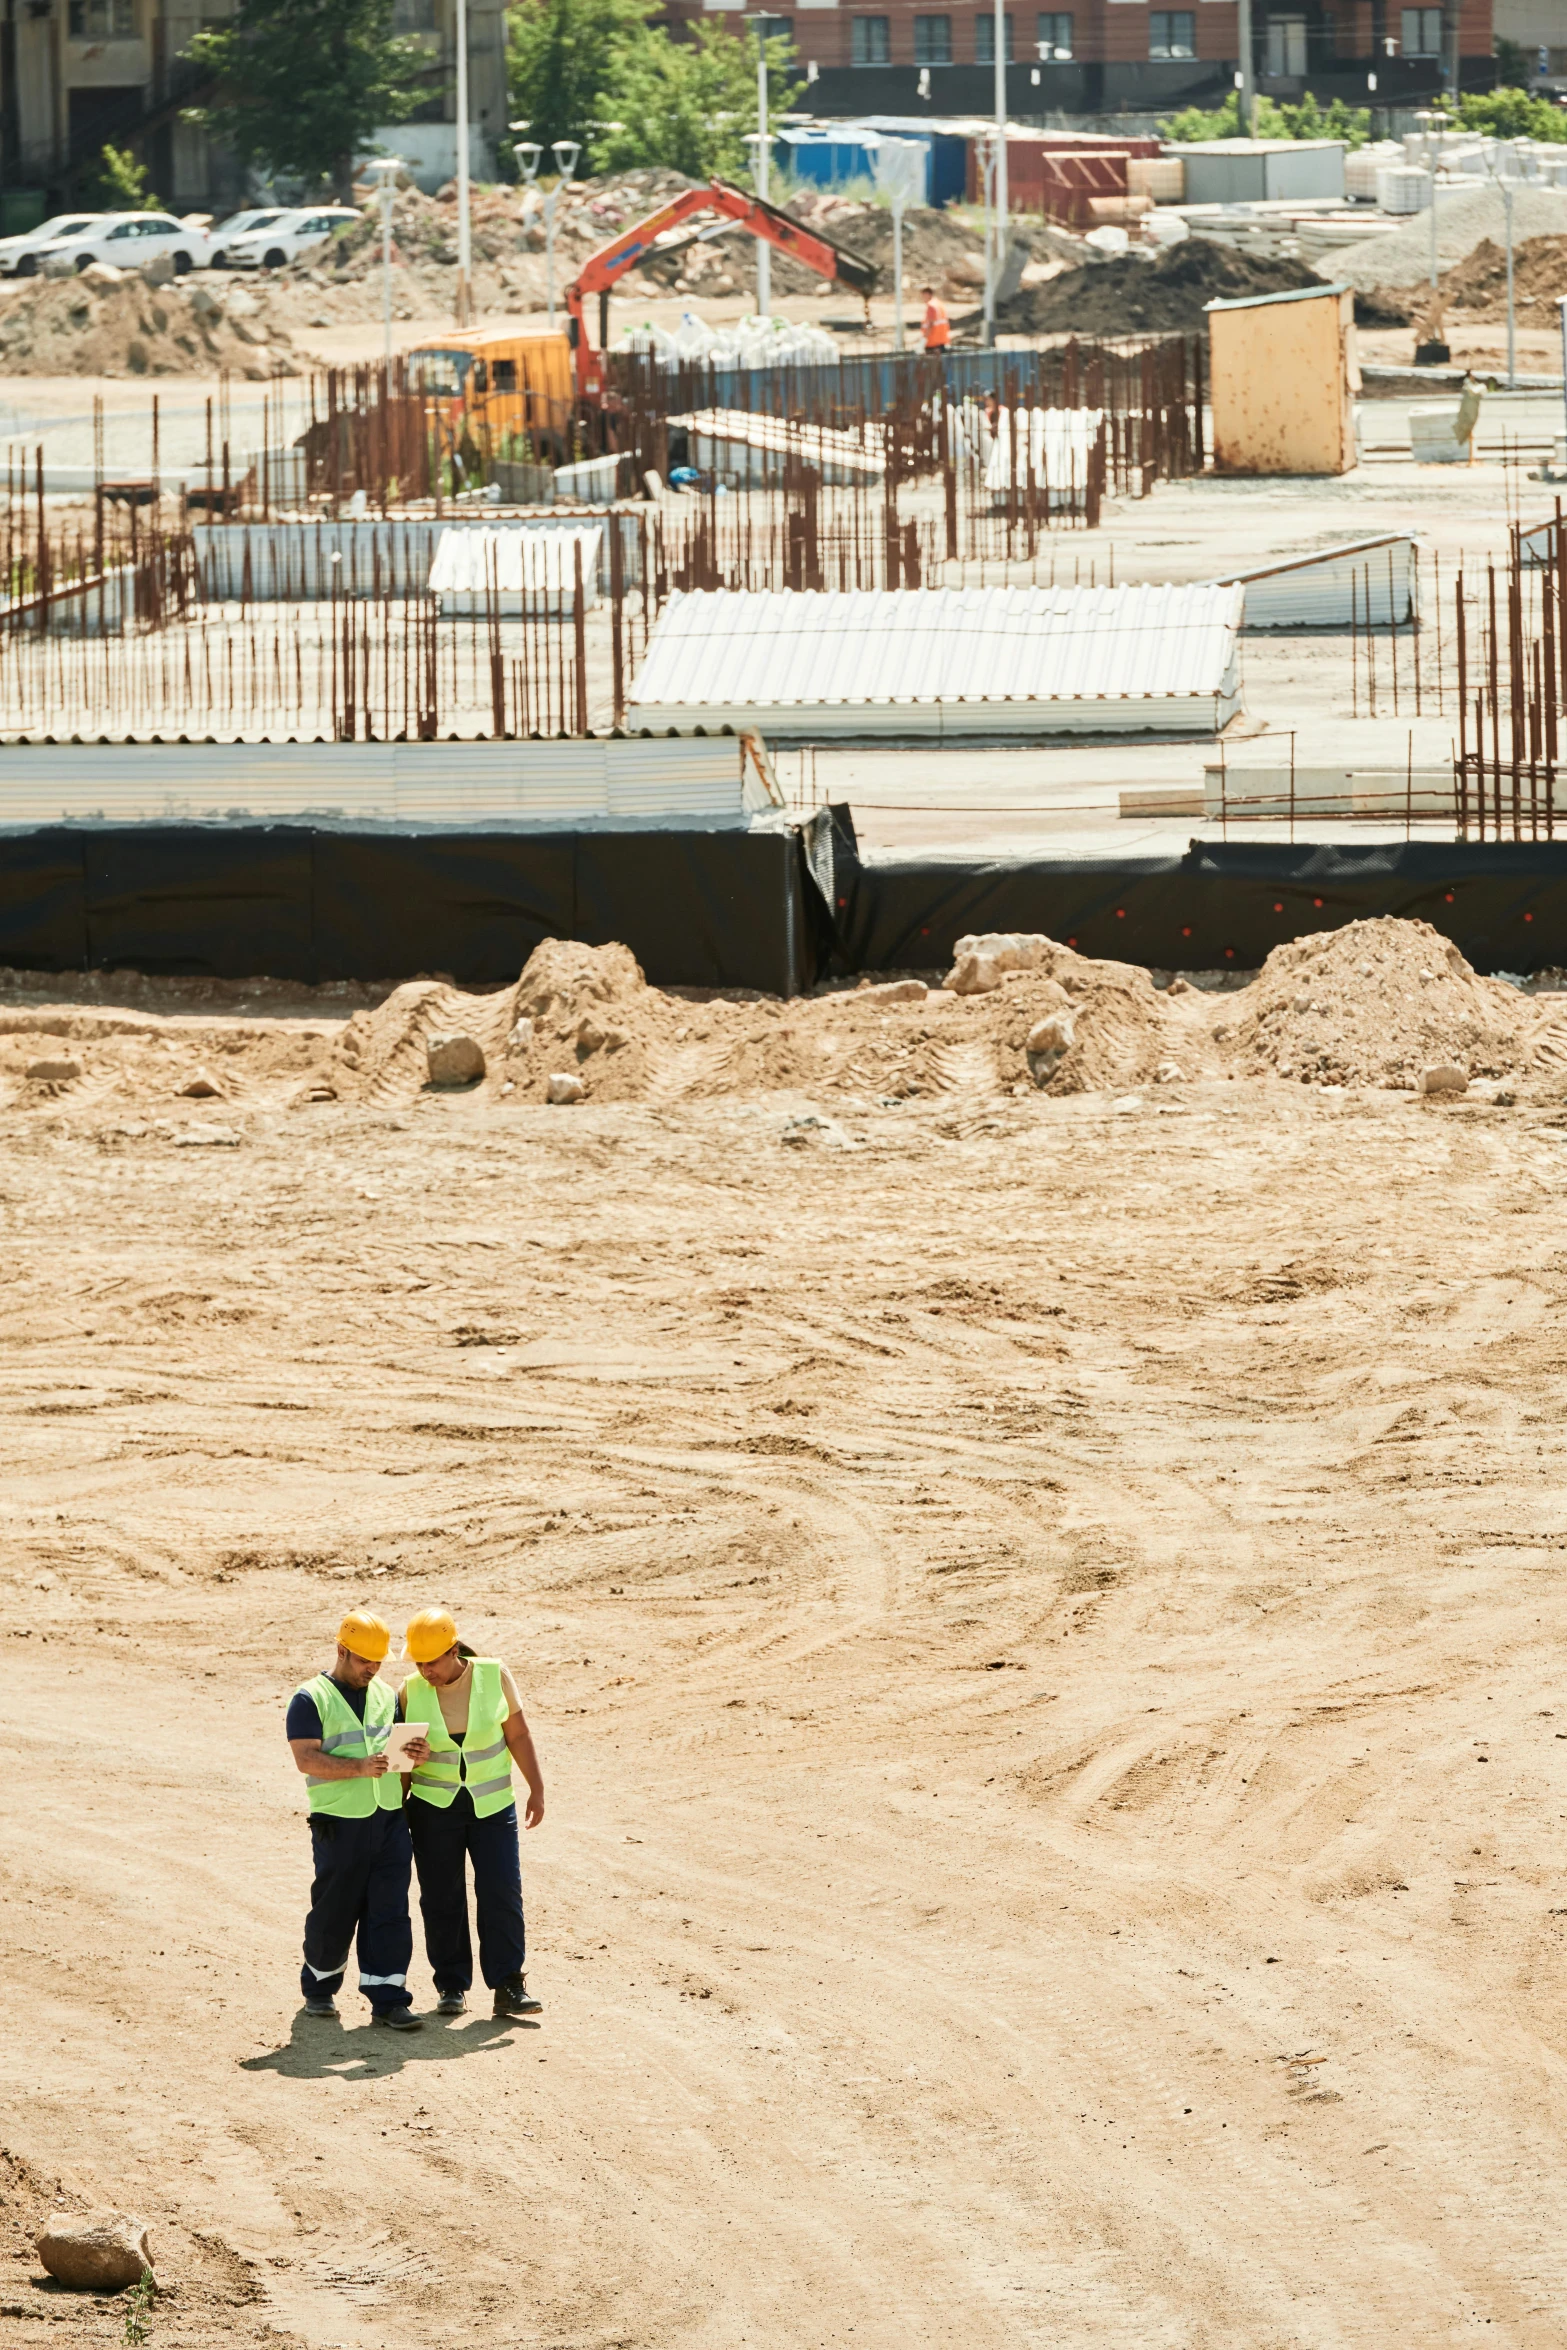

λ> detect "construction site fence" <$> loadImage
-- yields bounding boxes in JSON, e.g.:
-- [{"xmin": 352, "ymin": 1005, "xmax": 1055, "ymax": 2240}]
[{"xmin": 606, "ymin": 334, "xmax": 1205, "ymax": 505}]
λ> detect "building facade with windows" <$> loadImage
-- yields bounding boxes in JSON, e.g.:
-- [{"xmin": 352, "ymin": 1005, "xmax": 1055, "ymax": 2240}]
[
  {"xmin": 0, "ymin": 0, "xmax": 506, "ymax": 216},
  {"xmin": 680, "ymin": 0, "xmax": 1495, "ymax": 121}
]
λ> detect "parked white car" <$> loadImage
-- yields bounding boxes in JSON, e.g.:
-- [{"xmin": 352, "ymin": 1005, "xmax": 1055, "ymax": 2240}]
[
  {"xmin": 39, "ymin": 211, "xmax": 213, "ymax": 275},
  {"xmin": 223, "ymin": 206, "xmax": 362, "ymax": 270},
  {"xmin": 208, "ymin": 207, "xmax": 290, "ymax": 268},
  {"xmin": 0, "ymin": 212, "xmax": 107, "ymax": 276}
]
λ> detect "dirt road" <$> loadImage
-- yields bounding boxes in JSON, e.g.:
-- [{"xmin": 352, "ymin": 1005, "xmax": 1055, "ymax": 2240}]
[{"xmin": 5, "ymin": 971, "xmax": 1567, "ymax": 2346}]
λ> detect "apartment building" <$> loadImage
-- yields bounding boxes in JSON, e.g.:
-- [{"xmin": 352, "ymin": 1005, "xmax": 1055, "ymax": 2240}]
[
  {"xmin": 0, "ymin": 0, "xmax": 506, "ymax": 216},
  {"xmin": 679, "ymin": 0, "xmax": 1495, "ymax": 117}
]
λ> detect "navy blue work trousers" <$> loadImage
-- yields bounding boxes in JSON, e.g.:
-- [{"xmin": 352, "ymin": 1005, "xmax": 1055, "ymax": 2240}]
[
  {"xmin": 407, "ymin": 1791, "xmax": 526, "ymax": 1994},
  {"xmin": 300, "ymin": 1806, "xmax": 414, "ymax": 2013}
]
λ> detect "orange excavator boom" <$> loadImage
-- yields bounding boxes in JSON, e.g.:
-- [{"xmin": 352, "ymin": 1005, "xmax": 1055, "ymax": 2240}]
[{"xmin": 565, "ymin": 179, "xmax": 879, "ymax": 400}]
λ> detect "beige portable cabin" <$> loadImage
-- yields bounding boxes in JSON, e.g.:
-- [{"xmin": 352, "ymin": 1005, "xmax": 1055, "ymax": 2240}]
[{"xmin": 1205, "ymin": 283, "xmax": 1359, "ymax": 477}]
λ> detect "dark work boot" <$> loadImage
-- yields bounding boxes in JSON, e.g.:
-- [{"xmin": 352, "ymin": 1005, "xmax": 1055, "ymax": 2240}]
[{"xmin": 493, "ymin": 1975, "xmax": 542, "ymax": 2018}]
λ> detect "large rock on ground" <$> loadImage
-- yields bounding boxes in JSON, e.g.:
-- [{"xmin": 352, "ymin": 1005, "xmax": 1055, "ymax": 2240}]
[
  {"xmin": 426, "ymin": 1031, "xmax": 485, "ymax": 1086},
  {"xmin": 36, "ymin": 2212, "xmax": 154, "ymax": 2290}
]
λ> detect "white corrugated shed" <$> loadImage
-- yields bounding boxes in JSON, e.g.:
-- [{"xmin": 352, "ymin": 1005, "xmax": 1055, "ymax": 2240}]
[
  {"xmin": 675, "ymin": 410, "xmax": 885, "ymax": 487},
  {"xmin": 0, "ymin": 736, "xmax": 773, "ymax": 826},
  {"xmin": 1215, "ymin": 533, "xmax": 1420, "ymax": 628},
  {"xmin": 627, "ymin": 585, "xmax": 1244, "ymax": 739},
  {"xmin": 192, "ymin": 514, "xmax": 639, "ymax": 600},
  {"xmin": 428, "ymin": 524, "xmax": 604, "ymax": 614}
]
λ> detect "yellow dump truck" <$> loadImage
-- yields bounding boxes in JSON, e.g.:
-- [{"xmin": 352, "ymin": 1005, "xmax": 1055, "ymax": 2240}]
[{"xmin": 407, "ymin": 324, "xmax": 575, "ymax": 481}]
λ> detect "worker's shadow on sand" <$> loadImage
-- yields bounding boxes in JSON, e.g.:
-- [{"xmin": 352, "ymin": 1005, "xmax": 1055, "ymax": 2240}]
[{"xmin": 243, "ymin": 2009, "xmax": 540, "ymax": 2078}]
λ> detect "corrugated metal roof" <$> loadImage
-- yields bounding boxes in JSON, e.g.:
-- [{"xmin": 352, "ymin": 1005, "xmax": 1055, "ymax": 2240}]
[
  {"xmin": 428, "ymin": 523, "xmax": 604, "ymax": 612},
  {"xmin": 192, "ymin": 514, "xmax": 639, "ymax": 599},
  {"xmin": 0, "ymin": 735, "xmax": 755, "ymax": 826},
  {"xmin": 628, "ymin": 584, "xmax": 1243, "ymax": 739},
  {"xmin": 1216, "ymin": 532, "xmax": 1419, "ymax": 628},
  {"xmin": 1206, "ymin": 281, "xmax": 1350, "ymax": 311}
]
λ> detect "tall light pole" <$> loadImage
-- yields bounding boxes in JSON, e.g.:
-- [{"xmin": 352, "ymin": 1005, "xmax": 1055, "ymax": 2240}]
[
  {"xmin": 991, "ymin": 0, "xmax": 1008, "ymax": 339},
  {"xmin": 1236, "ymin": 0, "xmax": 1254, "ymax": 134},
  {"xmin": 546, "ymin": 139, "xmax": 580, "ymax": 326},
  {"xmin": 454, "ymin": 0, "xmax": 472, "ymax": 325},
  {"xmin": 364, "ymin": 156, "xmax": 403, "ymax": 365},
  {"xmin": 755, "ymin": 27, "xmax": 771, "ymax": 317}
]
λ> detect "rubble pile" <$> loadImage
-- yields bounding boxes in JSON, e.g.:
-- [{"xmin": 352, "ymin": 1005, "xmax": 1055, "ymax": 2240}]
[{"xmin": 0, "ymin": 265, "xmax": 300, "ymax": 377}]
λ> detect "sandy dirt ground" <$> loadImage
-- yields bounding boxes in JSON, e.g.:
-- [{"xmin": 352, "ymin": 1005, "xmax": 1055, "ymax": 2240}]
[{"xmin": 6, "ymin": 926, "xmax": 1567, "ymax": 2345}]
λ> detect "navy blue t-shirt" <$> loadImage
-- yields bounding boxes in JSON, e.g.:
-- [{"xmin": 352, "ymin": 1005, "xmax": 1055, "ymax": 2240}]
[{"xmin": 286, "ymin": 1675, "xmax": 404, "ymax": 1742}]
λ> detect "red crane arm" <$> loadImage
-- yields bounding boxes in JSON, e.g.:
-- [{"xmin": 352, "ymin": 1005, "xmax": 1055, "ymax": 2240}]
[{"xmin": 565, "ymin": 179, "xmax": 878, "ymax": 397}]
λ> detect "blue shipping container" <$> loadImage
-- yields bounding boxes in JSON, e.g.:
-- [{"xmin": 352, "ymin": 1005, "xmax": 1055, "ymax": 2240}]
[{"xmin": 775, "ymin": 128, "xmax": 888, "ymax": 194}]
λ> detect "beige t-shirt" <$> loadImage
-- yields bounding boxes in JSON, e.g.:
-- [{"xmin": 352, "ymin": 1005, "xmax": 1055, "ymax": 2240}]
[{"xmin": 426, "ymin": 1657, "xmax": 521, "ymax": 1738}]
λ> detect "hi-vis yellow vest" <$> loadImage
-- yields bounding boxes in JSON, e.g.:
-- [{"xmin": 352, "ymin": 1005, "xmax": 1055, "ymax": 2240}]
[
  {"xmin": 403, "ymin": 1659, "xmax": 514, "ymax": 1817},
  {"xmin": 297, "ymin": 1674, "xmax": 403, "ymax": 1817}
]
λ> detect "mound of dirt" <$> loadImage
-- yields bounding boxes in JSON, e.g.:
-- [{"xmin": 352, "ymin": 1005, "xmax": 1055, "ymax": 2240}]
[
  {"xmin": 992, "ymin": 237, "xmax": 1324, "ymax": 338},
  {"xmin": 1218, "ymin": 918, "xmax": 1523, "ymax": 1088},
  {"xmin": 1423, "ymin": 232, "xmax": 1567, "ymax": 326},
  {"xmin": 515, "ymin": 938, "xmax": 644, "ymax": 1025},
  {"xmin": 280, "ymin": 170, "xmax": 706, "ymax": 325},
  {"xmin": 0, "ymin": 268, "xmax": 299, "ymax": 378}
]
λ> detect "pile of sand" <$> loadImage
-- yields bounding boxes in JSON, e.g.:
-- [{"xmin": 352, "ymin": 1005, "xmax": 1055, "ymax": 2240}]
[
  {"xmin": 992, "ymin": 238, "xmax": 1322, "ymax": 338},
  {"xmin": 14, "ymin": 921, "xmax": 1567, "ymax": 1117},
  {"xmin": 1217, "ymin": 917, "xmax": 1523, "ymax": 1087},
  {"xmin": 0, "ymin": 269, "xmax": 298, "ymax": 377},
  {"xmin": 1335, "ymin": 183, "xmax": 1567, "ymax": 292}
]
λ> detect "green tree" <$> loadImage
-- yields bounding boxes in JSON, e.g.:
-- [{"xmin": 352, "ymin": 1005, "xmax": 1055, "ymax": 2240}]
[
  {"xmin": 505, "ymin": 0, "xmax": 657, "ymax": 166},
  {"xmin": 89, "ymin": 142, "xmax": 155, "ymax": 208},
  {"xmin": 1493, "ymin": 36, "xmax": 1532, "ymax": 88},
  {"xmin": 1160, "ymin": 89, "xmax": 1370, "ymax": 147},
  {"xmin": 1446, "ymin": 86, "xmax": 1567, "ymax": 139},
  {"xmin": 592, "ymin": 22, "xmax": 801, "ymax": 182},
  {"xmin": 184, "ymin": 0, "xmax": 430, "ymax": 202}
]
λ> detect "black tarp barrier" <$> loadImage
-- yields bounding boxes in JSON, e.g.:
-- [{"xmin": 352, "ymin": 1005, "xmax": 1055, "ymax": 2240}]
[
  {"xmin": 814, "ymin": 811, "xmax": 1567, "ymax": 976},
  {"xmin": 0, "ymin": 826, "xmax": 85, "ymax": 971},
  {"xmin": 0, "ymin": 822, "xmax": 818, "ymax": 996},
  {"xmin": 15, "ymin": 813, "xmax": 1567, "ymax": 997},
  {"xmin": 312, "ymin": 831, "xmax": 574, "ymax": 987}
]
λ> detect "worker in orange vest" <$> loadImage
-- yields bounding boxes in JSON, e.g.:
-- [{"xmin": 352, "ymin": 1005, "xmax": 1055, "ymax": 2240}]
[{"xmin": 922, "ymin": 285, "xmax": 950, "ymax": 351}]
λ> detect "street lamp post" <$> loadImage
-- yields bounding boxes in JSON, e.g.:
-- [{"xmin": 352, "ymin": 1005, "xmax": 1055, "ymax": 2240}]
[
  {"xmin": 989, "ymin": 0, "xmax": 1007, "ymax": 347},
  {"xmin": 364, "ymin": 156, "xmax": 403, "ymax": 365},
  {"xmin": 545, "ymin": 139, "xmax": 580, "ymax": 326},
  {"xmin": 454, "ymin": 0, "xmax": 472, "ymax": 325}
]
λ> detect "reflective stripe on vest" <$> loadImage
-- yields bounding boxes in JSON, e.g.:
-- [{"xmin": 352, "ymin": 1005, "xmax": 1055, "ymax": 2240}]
[
  {"xmin": 297, "ymin": 1672, "xmax": 402, "ymax": 1817},
  {"xmin": 403, "ymin": 1659, "xmax": 514, "ymax": 1817}
]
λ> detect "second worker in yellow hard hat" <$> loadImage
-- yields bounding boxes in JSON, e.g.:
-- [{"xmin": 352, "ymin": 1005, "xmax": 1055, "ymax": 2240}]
[{"xmin": 401, "ymin": 1609, "xmax": 545, "ymax": 2020}]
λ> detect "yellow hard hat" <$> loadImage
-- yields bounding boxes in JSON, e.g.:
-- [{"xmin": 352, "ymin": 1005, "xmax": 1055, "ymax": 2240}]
[
  {"xmin": 337, "ymin": 1610, "xmax": 390, "ymax": 1663},
  {"xmin": 405, "ymin": 1608, "xmax": 459, "ymax": 1666}
]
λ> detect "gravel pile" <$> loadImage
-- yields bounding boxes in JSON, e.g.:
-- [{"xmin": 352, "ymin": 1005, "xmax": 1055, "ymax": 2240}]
[{"xmin": 1333, "ymin": 183, "xmax": 1567, "ymax": 290}]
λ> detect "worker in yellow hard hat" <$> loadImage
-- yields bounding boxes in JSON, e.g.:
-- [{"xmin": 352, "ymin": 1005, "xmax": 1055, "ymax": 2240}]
[
  {"xmin": 285, "ymin": 1611, "xmax": 430, "ymax": 2031},
  {"xmin": 401, "ymin": 1608, "xmax": 545, "ymax": 2021}
]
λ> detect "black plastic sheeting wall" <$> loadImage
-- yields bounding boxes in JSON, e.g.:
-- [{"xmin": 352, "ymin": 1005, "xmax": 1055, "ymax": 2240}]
[
  {"xmin": 0, "ymin": 821, "xmax": 815, "ymax": 997},
  {"xmin": 8, "ymin": 812, "xmax": 1567, "ymax": 999},
  {"xmin": 813, "ymin": 810, "xmax": 1567, "ymax": 978}
]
